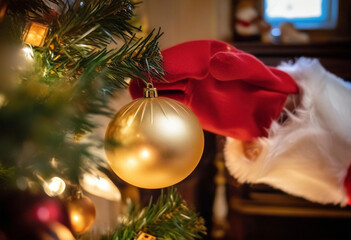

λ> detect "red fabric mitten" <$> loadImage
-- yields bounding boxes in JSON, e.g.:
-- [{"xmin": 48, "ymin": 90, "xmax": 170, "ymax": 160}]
[{"xmin": 129, "ymin": 40, "xmax": 299, "ymax": 140}]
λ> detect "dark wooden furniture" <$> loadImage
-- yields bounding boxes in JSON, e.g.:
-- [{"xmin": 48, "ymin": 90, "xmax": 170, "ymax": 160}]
[{"xmin": 233, "ymin": 41, "xmax": 351, "ymax": 81}]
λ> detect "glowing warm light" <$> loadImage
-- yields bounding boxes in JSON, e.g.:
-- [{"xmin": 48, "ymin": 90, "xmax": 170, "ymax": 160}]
[
  {"xmin": 22, "ymin": 47, "xmax": 34, "ymax": 61},
  {"xmin": 23, "ymin": 22, "xmax": 49, "ymax": 47},
  {"xmin": 50, "ymin": 157, "xmax": 58, "ymax": 168},
  {"xmin": 84, "ymin": 175, "xmax": 96, "ymax": 186},
  {"xmin": 140, "ymin": 148, "xmax": 150, "ymax": 159},
  {"xmin": 80, "ymin": 171, "xmax": 121, "ymax": 201},
  {"xmin": 159, "ymin": 115, "xmax": 186, "ymax": 137},
  {"xmin": 97, "ymin": 177, "xmax": 110, "ymax": 191},
  {"xmin": 43, "ymin": 176, "xmax": 66, "ymax": 197},
  {"xmin": 136, "ymin": 232, "xmax": 156, "ymax": 240},
  {"xmin": 42, "ymin": 222, "xmax": 75, "ymax": 240},
  {"xmin": 73, "ymin": 214, "xmax": 80, "ymax": 222}
]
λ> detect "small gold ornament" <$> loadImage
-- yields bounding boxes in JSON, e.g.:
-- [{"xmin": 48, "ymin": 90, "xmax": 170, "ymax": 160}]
[
  {"xmin": 66, "ymin": 190, "xmax": 96, "ymax": 234},
  {"xmin": 136, "ymin": 231, "xmax": 156, "ymax": 240},
  {"xmin": 23, "ymin": 22, "xmax": 49, "ymax": 47},
  {"xmin": 105, "ymin": 83, "xmax": 204, "ymax": 189}
]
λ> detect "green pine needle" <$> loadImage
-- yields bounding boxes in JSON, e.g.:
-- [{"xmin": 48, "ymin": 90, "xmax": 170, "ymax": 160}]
[
  {"xmin": 0, "ymin": 0, "xmax": 164, "ymax": 186},
  {"xmin": 109, "ymin": 188, "xmax": 207, "ymax": 240}
]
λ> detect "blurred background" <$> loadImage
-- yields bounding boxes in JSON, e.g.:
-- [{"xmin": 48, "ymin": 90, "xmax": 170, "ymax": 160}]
[{"xmin": 138, "ymin": 0, "xmax": 351, "ymax": 46}]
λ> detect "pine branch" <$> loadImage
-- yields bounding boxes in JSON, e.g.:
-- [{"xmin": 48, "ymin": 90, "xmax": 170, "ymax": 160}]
[
  {"xmin": 0, "ymin": 0, "xmax": 164, "ymax": 186},
  {"xmin": 5, "ymin": 0, "xmax": 164, "ymax": 88},
  {"xmin": 51, "ymin": 0, "xmax": 137, "ymax": 43},
  {"xmin": 109, "ymin": 188, "xmax": 207, "ymax": 240}
]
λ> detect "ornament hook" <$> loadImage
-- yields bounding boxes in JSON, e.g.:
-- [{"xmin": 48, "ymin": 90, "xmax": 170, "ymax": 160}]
[{"xmin": 144, "ymin": 82, "xmax": 158, "ymax": 98}]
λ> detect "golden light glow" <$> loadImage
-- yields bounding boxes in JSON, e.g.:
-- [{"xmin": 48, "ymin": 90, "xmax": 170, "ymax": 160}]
[
  {"xmin": 136, "ymin": 232, "xmax": 156, "ymax": 240},
  {"xmin": 39, "ymin": 222, "xmax": 75, "ymax": 240},
  {"xmin": 158, "ymin": 115, "xmax": 186, "ymax": 137},
  {"xmin": 140, "ymin": 148, "xmax": 150, "ymax": 159},
  {"xmin": 43, "ymin": 176, "xmax": 66, "ymax": 197},
  {"xmin": 80, "ymin": 171, "xmax": 121, "ymax": 201},
  {"xmin": 23, "ymin": 22, "xmax": 49, "ymax": 47},
  {"xmin": 72, "ymin": 214, "xmax": 80, "ymax": 222},
  {"xmin": 46, "ymin": 222, "xmax": 75, "ymax": 240}
]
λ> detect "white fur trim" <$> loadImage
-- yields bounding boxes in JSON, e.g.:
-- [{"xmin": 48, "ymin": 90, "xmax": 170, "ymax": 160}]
[{"xmin": 225, "ymin": 58, "xmax": 351, "ymax": 206}]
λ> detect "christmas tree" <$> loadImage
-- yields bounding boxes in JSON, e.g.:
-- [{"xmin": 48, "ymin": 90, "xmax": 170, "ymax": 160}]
[{"xmin": 0, "ymin": 0, "xmax": 206, "ymax": 239}]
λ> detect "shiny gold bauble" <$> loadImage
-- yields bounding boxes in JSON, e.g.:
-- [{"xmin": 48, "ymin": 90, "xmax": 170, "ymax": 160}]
[
  {"xmin": 66, "ymin": 191, "xmax": 96, "ymax": 234},
  {"xmin": 105, "ymin": 85, "xmax": 204, "ymax": 189}
]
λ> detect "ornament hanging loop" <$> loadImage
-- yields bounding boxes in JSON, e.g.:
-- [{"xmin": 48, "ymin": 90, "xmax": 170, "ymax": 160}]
[
  {"xmin": 143, "ymin": 58, "xmax": 158, "ymax": 98},
  {"xmin": 144, "ymin": 82, "xmax": 158, "ymax": 98},
  {"xmin": 73, "ymin": 188, "xmax": 83, "ymax": 199}
]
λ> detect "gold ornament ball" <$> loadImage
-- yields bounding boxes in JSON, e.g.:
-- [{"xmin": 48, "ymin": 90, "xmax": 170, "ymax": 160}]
[
  {"xmin": 66, "ymin": 191, "xmax": 96, "ymax": 234},
  {"xmin": 105, "ymin": 88, "xmax": 204, "ymax": 189}
]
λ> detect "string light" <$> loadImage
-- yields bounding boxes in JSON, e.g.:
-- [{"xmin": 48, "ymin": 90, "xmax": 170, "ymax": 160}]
[
  {"xmin": 23, "ymin": 22, "xmax": 49, "ymax": 47},
  {"xmin": 43, "ymin": 176, "xmax": 66, "ymax": 197}
]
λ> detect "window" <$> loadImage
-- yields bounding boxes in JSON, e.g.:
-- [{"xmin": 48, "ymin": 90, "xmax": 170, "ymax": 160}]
[{"xmin": 264, "ymin": 0, "xmax": 338, "ymax": 29}]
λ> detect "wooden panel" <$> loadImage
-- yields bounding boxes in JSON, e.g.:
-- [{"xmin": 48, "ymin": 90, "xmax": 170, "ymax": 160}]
[{"xmin": 233, "ymin": 42, "xmax": 351, "ymax": 80}]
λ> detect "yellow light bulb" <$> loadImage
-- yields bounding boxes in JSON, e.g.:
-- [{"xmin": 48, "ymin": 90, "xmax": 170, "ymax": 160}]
[
  {"xmin": 23, "ymin": 22, "xmax": 49, "ymax": 47},
  {"xmin": 43, "ymin": 177, "xmax": 66, "ymax": 197}
]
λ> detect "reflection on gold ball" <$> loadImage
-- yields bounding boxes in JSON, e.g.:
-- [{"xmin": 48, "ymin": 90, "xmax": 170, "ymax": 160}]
[
  {"xmin": 66, "ymin": 192, "xmax": 95, "ymax": 234},
  {"xmin": 105, "ymin": 96, "xmax": 204, "ymax": 189}
]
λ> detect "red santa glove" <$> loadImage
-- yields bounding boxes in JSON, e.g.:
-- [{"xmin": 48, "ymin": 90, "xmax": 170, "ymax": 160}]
[{"xmin": 129, "ymin": 40, "xmax": 299, "ymax": 140}]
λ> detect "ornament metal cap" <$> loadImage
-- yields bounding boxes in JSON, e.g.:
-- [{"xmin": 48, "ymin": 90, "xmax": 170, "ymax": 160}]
[
  {"xmin": 72, "ymin": 188, "xmax": 83, "ymax": 199},
  {"xmin": 144, "ymin": 83, "xmax": 158, "ymax": 98}
]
